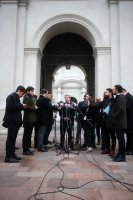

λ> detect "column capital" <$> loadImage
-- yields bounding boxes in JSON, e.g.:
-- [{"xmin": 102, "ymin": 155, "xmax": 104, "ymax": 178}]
[
  {"xmin": 108, "ymin": 0, "xmax": 133, "ymax": 5},
  {"xmin": 24, "ymin": 48, "xmax": 43, "ymax": 59},
  {"xmin": 18, "ymin": 0, "xmax": 29, "ymax": 7},
  {"xmin": 94, "ymin": 46, "xmax": 111, "ymax": 55},
  {"xmin": 108, "ymin": 0, "xmax": 118, "ymax": 5}
]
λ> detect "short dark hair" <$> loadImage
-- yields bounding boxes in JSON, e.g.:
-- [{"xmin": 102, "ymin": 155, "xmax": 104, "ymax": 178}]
[
  {"xmin": 84, "ymin": 93, "xmax": 89, "ymax": 97},
  {"xmin": 122, "ymin": 88, "xmax": 127, "ymax": 92},
  {"xmin": 41, "ymin": 89, "xmax": 48, "ymax": 94},
  {"xmin": 16, "ymin": 85, "xmax": 25, "ymax": 92},
  {"xmin": 114, "ymin": 85, "xmax": 123, "ymax": 93},
  {"xmin": 106, "ymin": 88, "xmax": 113, "ymax": 94},
  {"xmin": 26, "ymin": 86, "xmax": 34, "ymax": 92}
]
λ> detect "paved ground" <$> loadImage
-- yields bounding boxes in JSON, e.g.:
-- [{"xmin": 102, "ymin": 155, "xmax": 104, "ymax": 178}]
[{"xmin": 0, "ymin": 122, "xmax": 133, "ymax": 200}]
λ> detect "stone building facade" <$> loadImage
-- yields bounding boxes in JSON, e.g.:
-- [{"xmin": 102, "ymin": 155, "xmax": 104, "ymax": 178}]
[{"xmin": 0, "ymin": 0, "xmax": 133, "ymax": 109}]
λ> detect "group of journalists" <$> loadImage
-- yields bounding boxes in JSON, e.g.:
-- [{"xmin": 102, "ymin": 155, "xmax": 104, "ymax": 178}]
[{"xmin": 2, "ymin": 84, "xmax": 133, "ymax": 163}]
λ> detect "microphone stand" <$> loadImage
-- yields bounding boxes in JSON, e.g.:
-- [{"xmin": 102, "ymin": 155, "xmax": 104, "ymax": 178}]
[
  {"xmin": 57, "ymin": 103, "xmax": 79, "ymax": 156},
  {"xmin": 53, "ymin": 111, "xmax": 59, "ymax": 154},
  {"xmin": 65, "ymin": 105, "xmax": 79, "ymax": 155}
]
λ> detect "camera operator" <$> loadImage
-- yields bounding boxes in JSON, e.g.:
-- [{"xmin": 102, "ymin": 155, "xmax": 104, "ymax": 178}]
[{"xmin": 58, "ymin": 94, "xmax": 75, "ymax": 150}]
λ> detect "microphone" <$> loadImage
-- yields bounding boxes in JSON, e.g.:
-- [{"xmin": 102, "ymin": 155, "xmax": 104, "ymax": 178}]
[
  {"xmin": 71, "ymin": 102, "xmax": 77, "ymax": 108},
  {"xmin": 57, "ymin": 101, "xmax": 63, "ymax": 105},
  {"xmin": 57, "ymin": 101, "xmax": 64, "ymax": 108}
]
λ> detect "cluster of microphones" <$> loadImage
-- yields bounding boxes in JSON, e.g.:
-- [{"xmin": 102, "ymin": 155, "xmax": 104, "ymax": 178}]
[{"xmin": 57, "ymin": 101, "xmax": 77, "ymax": 109}]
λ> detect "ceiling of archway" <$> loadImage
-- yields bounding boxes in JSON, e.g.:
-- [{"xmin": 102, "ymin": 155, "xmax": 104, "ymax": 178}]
[{"xmin": 42, "ymin": 32, "xmax": 94, "ymax": 68}]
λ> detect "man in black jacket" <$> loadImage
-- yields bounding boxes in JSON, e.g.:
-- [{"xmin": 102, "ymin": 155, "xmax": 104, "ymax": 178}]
[
  {"xmin": 3, "ymin": 85, "xmax": 26, "ymax": 163},
  {"xmin": 22, "ymin": 86, "xmax": 38, "ymax": 156},
  {"xmin": 36, "ymin": 89, "xmax": 54, "ymax": 152},
  {"xmin": 106, "ymin": 85, "xmax": 127, "ymax": 162},
  {"xmin": 58, "ymin": 95, "xmax": 75, "ymax": 151}
]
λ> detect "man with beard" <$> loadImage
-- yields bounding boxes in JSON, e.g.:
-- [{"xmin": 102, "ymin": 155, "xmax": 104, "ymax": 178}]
[
  {"xmin": 107, "ymin": 85, "xmax": 127, "ymax": 162},
  {"xmin": 100, "ymin": 88, "xmax": 116, "ymax": 156}
]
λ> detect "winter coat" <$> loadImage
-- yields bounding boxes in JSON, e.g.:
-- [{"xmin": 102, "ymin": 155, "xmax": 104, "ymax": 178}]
[
  {"xmin": 106, "ymin": 94, "xmax": 127, "ymax": 129},
  {"xmin": 36, "ymin": 95, "xmax": 53, "ymax": 126},
  {"xmin": 125, "ymin": 93, "xmax": 133, "ymax": 133},
  {"xmin": 2, "ymin": 92, "xmax": 23, "ymax": 127},
  {"xmin": 23, "ymin": 93, "xmax": 37, "ymax": 123}
]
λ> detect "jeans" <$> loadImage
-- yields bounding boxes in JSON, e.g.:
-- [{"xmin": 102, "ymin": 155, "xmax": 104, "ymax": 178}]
[{"xmin": 37, "ymin": 125, "xmax": 47, "ymax": 149}]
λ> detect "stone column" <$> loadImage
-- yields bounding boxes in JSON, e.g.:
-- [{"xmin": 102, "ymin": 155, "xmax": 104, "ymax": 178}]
[
  {"xmin": 109, "ymin": 0, "xmax": 121, "ymax": 84},
  {"xmin": 94, "ymin": 47, "xmax": 111, "ymax": 98},
  {"xmin": 81, "ymin": 87, "xmax": 86, "ymax": 98},
  {"xmin": 24, "ymin": 48, "xmax": 43, "ymax": 97},
  {"xmin": 0, "ymin": 0, "xmax": 18, "ymax": 107},
  {"xmin": 14, "ymin": 1, "xmax": 28, "ymax": 87}
]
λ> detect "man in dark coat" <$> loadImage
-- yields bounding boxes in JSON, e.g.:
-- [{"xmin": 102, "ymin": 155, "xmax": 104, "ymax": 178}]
[
  {"xmin": 2, "ymin": 85, "xmax": 26, "ymax": 163},
  {"xmin": 106, "ymin": 85, "xmax": 127, "ymax": 162},
  {"xmin": 43, "ymin": 93, "xmax": 54, "ymax": 146},
  {"xmin": 122, "ymin": 88, "xmax": 133, "ymax": 155},
  {"xmin": 58, "ymin": 94, "xmax": 75, "ymax": 151},
  {"xmin": 22, "ymin": 86, "xmax": 38, "ymax": 156},
  {"xmin": 36, "ymin": 89, "xmax": 54, "ymax": 152},
  {"xmin": 100, "ymin": 89, "xmax": 116, "ymax": 156}
]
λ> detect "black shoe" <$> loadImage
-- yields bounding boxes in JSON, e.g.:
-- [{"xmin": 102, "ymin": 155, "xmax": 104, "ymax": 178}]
[
  {"xmin": 23, "ymin": 150, "xmax": 34, "ymax": 156},
  {"xmin": 112, "ymin": 154, "xmax": 119, "ymax": 160},
  {"xmin": 113, "ymin": 155, "xmax": 126, "ymax": 162},
  {"xmin": 5, "ymin": 157, "xmax": 19, "ymax": 163},
  {"xmin": 125, "ymin": 151, "xmax": 133, "ymax": 155},
  {"xmin": 38, "ymin": 147, "xmax": 48, "ymax": 152},
  {"xmin": 81, "ymin": 144, "xmax": 87, "ymax": 148},
  {"xmin": 12, "ymin": 154, "xmax": 22, "ymax": 160},
  {"xmin": 29, "ymin": 149, "xmax": 35, "ymax": 153},
  {"xmin": 15, "ymin": 146, "xmax": 19, "ymax": 150},
  {"xmin": 48, "ymin": 140, "xmax": 52, "ymax": 144},
  {"xmin": 74, "ymin": 141, "xmax": 79, "ymax": 146}
]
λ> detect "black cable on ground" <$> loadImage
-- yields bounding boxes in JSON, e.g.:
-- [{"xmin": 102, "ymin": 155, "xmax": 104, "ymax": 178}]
[
  {"xmin": 81, "ymin": 151, "xmax": 133, "ymax": 192},
  {"xmin": 27, "ymin": 155, "xmax": 65, "ymax": 200},
  {"xmin": 27, "ymin": 149, "xmax": 133, "ymax": 200}
]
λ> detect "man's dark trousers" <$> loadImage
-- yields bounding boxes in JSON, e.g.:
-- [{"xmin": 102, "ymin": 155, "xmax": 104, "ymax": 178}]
[
  {"xmin": 115, "ymin": 128, "xmax": 125, "ymax": 157},
  {"xmin": 23, "ymin": 123, "xmax": 34, "ymax": 151},
  {"xmin": 6, "ymin": 124, "xmax": 20, "ymax": 158}
]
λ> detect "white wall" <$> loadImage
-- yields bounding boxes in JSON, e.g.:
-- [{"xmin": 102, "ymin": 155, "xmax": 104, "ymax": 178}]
[
  {"xmin": 0, "ymin": 0, "xmax": 133, "ymax": 112},
  {"xmin": 119, "ymin": 1, "xmax": 133, "ymax": 93},
  {"xmin": 0, "ymin": 3, "xmax": 18, "ymax": 107}
]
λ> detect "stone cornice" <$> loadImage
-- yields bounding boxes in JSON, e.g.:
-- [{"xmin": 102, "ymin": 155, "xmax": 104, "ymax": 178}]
[
  {"xmin": 1, "ymin": 0, "xmax": 28, "ymax": 6},
  {"xmin": 1, "ymin": 0, "xmax": 18, "ymax": 4},
  {"xmin": 108, "ymin": 0, "xmax": 133, "ymax": 4}
]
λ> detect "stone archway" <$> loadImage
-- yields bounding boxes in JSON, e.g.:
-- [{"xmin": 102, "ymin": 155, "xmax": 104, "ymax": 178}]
[
  {"xmin": 41, "ymin": 32, "xmax": 95, "ymax": 99},
  {"xmin": 24, "ymin": 14, "xmax": 111, "ymax": 98}
]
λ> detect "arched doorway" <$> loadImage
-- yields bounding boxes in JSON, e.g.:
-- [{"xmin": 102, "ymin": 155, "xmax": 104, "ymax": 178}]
[
  {"xmin": 24, "ymin": 14, "xmax": 111, "ymax": 98},
  {"xmin": 41, "ymin": 32, "xmax": 95, "ymax": 99},
  {"xmin": 52, "ymin": 65, "xmax": 87, "ymax": 103}
]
